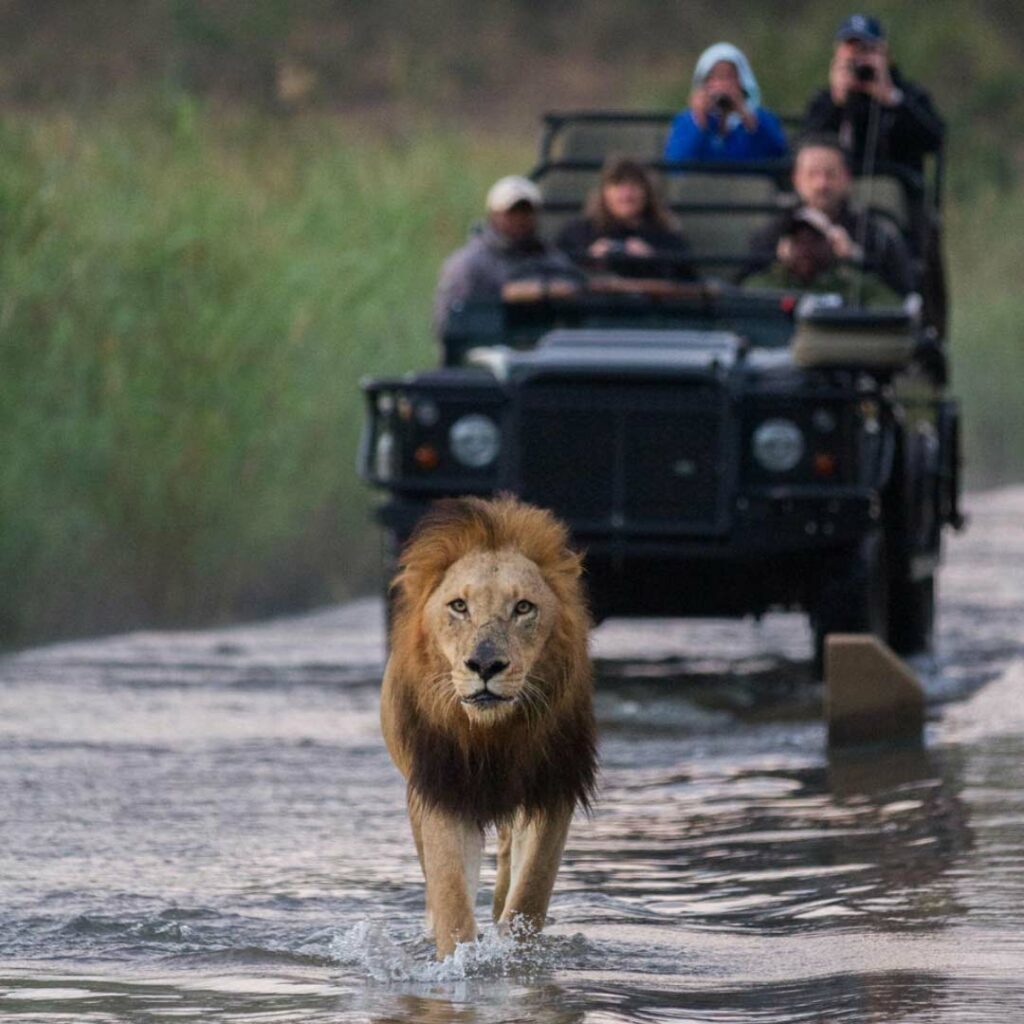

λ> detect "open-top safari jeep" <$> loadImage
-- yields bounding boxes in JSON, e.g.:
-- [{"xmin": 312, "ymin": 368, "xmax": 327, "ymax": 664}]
[{"xmin": 359, "ymin": 111, "xmax": 964, "ymax": 671}]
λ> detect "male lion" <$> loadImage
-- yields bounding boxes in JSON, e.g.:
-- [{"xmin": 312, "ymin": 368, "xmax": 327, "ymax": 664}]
[{"xmin": 381, "ymin": 495, "xmax": 597, "ymax": 959}]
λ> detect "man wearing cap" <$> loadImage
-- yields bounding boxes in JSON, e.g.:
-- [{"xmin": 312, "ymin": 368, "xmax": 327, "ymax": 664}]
[
  {"xmin": 804, "ymin": 14, "xmax": 944, "ymax": 175},
  {"xmin": 744, "ymin": 135, "xmax": 913, "ymax": 299},
  {"xmin": 432, "ymin": 175, "xmax": 579, "ymax": 338},
  {"xmin": 743, "ymin": 207, "xmax": 902, "ymax": 307}
]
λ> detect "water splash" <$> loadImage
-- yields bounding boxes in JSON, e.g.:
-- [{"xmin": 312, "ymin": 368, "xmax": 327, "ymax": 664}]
[
  {"xmin": 328, "ymin": 917, "xmax": 583, "ymax": 983},
  {"xmin": 942, "ymin": 659, "xmax": 1024, "ymax": 742}
]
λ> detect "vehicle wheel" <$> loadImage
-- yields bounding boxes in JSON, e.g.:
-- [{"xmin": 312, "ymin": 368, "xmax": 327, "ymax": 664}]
[
  {"xmin": 381, "ymin": 530, "xmax": 404, "ymax": 659},
  {"xmin": 888, "ymin": 575, "xmax": 935, "ymax": 656},
  {"xmin": 812, "ymin": 530, "xmax": 890, "ymax": 678}
]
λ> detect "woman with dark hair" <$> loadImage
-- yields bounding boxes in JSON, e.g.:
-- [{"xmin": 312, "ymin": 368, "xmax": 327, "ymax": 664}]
[{"xmin": 556, "ymin": 157, "xmax": 695, "ymax": 279}]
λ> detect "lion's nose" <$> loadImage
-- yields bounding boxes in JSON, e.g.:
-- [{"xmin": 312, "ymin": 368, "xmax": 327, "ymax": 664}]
[{"xmin": 465, "ymin": 642, "xmax": 509, "ymax": 683}]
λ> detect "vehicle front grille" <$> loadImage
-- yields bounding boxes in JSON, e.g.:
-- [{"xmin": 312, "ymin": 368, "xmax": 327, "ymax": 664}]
[{"xmin": 515, "ymin": 379, "xmax": 731, "ymax": 535}]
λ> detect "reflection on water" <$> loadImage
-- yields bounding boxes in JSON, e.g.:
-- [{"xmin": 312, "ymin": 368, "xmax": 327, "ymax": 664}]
[
  {"xmin": 1, "ymin": 490, "xmax": 1024, "ymax": 1022},
  {"xmin": 574, "ymin": 742, "xmax": 972, "ymax": 936}
]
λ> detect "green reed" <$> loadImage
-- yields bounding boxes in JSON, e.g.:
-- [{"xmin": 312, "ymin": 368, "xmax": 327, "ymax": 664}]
[{"xmin": 0, "ymin": 103, "xmax": 519, "ymax": 641}]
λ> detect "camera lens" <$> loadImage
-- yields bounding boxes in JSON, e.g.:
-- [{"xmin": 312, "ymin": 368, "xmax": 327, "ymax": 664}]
[
  {"xmin": 712, "ymin": 93, "xmax": 733, "ymax": 114},
  {"xmin": 854, "ymin": 64, "xmax": 876, "ymax": 83}
]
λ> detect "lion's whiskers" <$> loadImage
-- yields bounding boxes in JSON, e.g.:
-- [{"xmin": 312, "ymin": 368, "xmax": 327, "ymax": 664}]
[
  {"xmin": 520, "ymin": 675, "xmax": 551, "ymax": 721},
  {"xmin": 420, "ymin": 669, "xmax": 461, "ymax": 721}
]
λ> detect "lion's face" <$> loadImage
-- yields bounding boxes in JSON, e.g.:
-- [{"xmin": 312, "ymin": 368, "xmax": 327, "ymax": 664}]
[{"xmin": 423, "ymin": 548, "xmax": 558, "ymax": 724}]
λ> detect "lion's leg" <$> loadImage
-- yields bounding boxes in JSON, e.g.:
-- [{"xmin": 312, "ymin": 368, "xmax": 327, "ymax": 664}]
[
  {"xmin": 407, "ymin": 789, "xmax": 432, "ymax": 934},
  {"xmin": 492, "ymin": 825, "xmax": 512, "ymax": 922},
  {"xmin": 498, "ymin": 807, "xmax": 573, "ymax": 934},
  {"xmin": 418, "ymin": 804, "xmax": 483, "ymax": 959},
  {"xmin": 464, "ymin": 822, "xmax": 483, "ymax": 917}
]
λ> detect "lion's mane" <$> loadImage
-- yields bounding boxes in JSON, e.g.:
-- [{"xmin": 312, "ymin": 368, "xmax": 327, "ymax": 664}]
[{"xmin": 384, "ymin": 495, "xmax": 597, "ymax": 827}]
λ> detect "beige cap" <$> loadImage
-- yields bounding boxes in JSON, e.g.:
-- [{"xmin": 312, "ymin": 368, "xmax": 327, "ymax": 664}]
[{"xmin": 485, "ymin": 175, "xmax": 542, "ymax": 212}]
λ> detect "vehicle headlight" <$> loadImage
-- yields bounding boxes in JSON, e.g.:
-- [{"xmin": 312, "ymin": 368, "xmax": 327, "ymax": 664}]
[
  {"xmin": 373, "ymin": 428, "xmax": 396, "ymax": 481},
  {"xmin": 449, "ymin": 414, "xmax": 500, "ymax": 468},
  {"xmin": 752, "ymin": 418, "xmax": 805, "ymax": 473}
]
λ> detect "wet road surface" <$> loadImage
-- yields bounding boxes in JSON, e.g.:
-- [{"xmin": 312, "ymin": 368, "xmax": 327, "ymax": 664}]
[{"xmin": 1, "ymin": 488, "xmax": 1023, "ymax": 1022}]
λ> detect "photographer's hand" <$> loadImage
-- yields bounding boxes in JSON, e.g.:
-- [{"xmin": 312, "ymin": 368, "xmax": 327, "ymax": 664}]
[
  {"xmin": 689, "ymin": 87, "xmax": 711, "ymax": 130},
  {"xmin": 829, "ymin": 54, "xmax": 855, "ymax": 105},
  {"xmin": 826, "ymin": 225, "xmax": 863, "ymax": 262},
  {"xmin": 860, "ymin": 49, "xmax": 899, "ymax": 105},
  {"xmin": 704, "ymin": 81, "xmax": 746, "ymax": 135},
  {"xmin": 624, "ymin": 237, "xmax": 655, "ymax": 258}
]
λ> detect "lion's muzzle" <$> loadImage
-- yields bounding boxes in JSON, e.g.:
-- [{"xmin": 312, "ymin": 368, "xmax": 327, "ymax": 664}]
[
  {"xmin": 464, "ymin": 638, "xmax": 509, "ymax": 683},
  {"xmin": 460, "ymin": 688, "xmax": 513, "ymax": 709}
]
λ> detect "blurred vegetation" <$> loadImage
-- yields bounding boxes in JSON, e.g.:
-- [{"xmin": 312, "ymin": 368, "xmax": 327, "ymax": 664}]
[
  {"xmin": 0, "ymin": 1, "xmax": 1021, "ymax": 643},
  {"xmin": 0, "ymin": 102, "xmax": 520, "ymax": 640}
]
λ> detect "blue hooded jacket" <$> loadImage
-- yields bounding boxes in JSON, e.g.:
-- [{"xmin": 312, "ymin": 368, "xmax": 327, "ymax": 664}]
[{"xmin": 665, "ymin": 43, "xmax": 789, "ymax": 162}]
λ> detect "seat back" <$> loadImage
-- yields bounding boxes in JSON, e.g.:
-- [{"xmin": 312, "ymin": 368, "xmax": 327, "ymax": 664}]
[
  {"xmin": 544, "ymin": 117, "xmax": 669, "ymax": 162},
  {"xmin": 665, "ymin": 173, "xmax": 778, "ymax": 206},
  {"xmin": 850, "ymin": 174, "xmax": 911, "ymax": 234}
]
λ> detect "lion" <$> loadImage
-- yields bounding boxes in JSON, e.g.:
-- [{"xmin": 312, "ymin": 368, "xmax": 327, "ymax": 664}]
[{"xmin": 380, "ymin": 494, "xmax": 597, "ymax": 959}]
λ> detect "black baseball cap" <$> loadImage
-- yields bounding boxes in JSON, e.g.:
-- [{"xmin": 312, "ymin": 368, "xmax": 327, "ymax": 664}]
[{"xmin": 835, "ymin": 14, "xmax": 885, "ymax": 43}]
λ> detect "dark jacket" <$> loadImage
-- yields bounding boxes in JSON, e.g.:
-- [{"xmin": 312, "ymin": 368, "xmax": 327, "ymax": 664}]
[
  {"xmin": 556, "ymin": 217, "xmax": 696, "ymax": 279},
  {"xmin": 803, "ymin": 66, "xmax": 944, "ymax": 177},
  {"xmin": 746, "ymin": 203, "xmax": 915, "ymax": 295}
]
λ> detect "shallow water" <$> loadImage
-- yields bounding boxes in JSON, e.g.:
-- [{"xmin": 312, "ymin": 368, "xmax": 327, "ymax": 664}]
[{"xmin": 2, "ymin": 489, "xmax": 1023, "ymax": 1023}]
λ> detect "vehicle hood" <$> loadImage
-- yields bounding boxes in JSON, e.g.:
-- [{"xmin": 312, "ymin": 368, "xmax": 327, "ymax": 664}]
[{"xmin": 467, "ymin": 328, "xmax": 746, "ymax": 381}]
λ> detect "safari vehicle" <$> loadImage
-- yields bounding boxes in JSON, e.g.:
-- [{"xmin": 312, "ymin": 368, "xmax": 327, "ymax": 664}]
[{"xmin": 358, "ymin": 111, "xmax": 964, "ymax": 671}]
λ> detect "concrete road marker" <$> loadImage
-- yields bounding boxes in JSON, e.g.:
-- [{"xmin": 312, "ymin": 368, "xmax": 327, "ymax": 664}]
[{"xmin": 825, "ymin": 634, "xmax": 925, "ymax": 747}]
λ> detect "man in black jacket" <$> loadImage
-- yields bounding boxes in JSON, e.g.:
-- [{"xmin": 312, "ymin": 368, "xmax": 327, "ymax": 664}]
[
  {"xmin": 804, "ymin": 14, "xmax": 944, "ymax": 176},
  {"xmin": 745, "ymin": 136, "xmax": 914, "ymax": 298},
  {"xmin": 805, "ymin": 14, "xmax": 947, "ymax": 334}
]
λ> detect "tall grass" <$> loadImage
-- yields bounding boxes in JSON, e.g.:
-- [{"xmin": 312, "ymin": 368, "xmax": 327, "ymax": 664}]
[
  {"xmin": 0, "ymin": 101, "xmax": 521, "ymax": 641},
  {"xmin": 0, "ymin": 96, "xmax": 1020, "ymax": 645},
  {"xmin": 947, "ymin": 189, "xmax": 1024, "ymax": 486}
]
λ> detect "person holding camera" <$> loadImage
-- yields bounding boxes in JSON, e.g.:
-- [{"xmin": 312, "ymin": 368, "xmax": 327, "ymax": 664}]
[
  {"xmin": 804, "ymin": 14, "xmax": 944, "ymax": 175},
  {"xmin": 743, "ymin": 207, "xmax": 902, "ymax": 307},
  {"xmin": 664, "ymin": 43, "xmax": 789, "ymax": 162},
  {"xmin": 744, "ymin": 135, "xmax": 914, "ymax": 298},
  {"xmin": 556, "ymin": 157, "xmax": 695, "ymax": 279}
]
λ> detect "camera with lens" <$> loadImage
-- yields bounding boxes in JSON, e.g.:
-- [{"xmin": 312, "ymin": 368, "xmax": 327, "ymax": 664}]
[
  {"xmin": 849, "ymin": 61, "xmax": 876, "ymax": 84},
  {"xmin": 710, "ymin": 92, "xmax": 735, "ymax": 115}
]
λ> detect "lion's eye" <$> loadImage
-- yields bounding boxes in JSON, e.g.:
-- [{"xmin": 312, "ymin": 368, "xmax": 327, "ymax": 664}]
[
  {"xmin": 514, "ymin": 599, "xmax": 536, "ymax": 616},
  {"xmin": 448, "ymin": 598, "xmax": 468, "ymax": 614}
]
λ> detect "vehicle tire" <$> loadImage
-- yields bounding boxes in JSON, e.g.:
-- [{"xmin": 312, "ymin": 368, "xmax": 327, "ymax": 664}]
[
  {"xmin": 879, "ymin": 420, "xmax": 936, "ymax": 657},
  {"xmin": 812, "ymin": 530, "xmax": 890, "ymax": 678},
  {"xmin": 888, "ymin": 574, "xmax": 935, "ymax": 656},
  {"xmin": 380, "ymin": 530, "xmax": 404, "ymax": 659}
]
